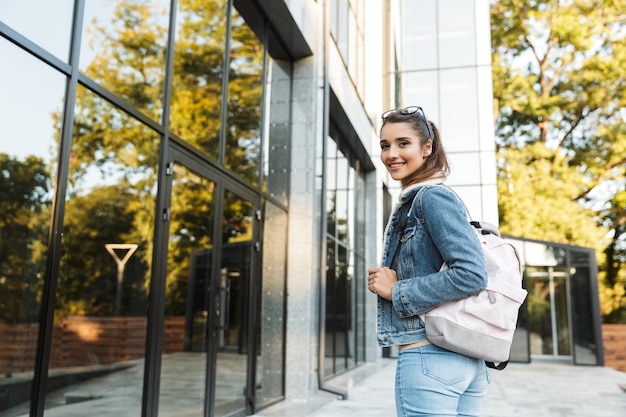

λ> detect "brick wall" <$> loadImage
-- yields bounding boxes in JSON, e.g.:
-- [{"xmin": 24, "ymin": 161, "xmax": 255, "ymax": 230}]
[
  {"xmin": 1, "ymin": 316, "xmax": 185, "ymax": 375},
  {"xmin": 602, "ymin": 324, "xmax": 626, "ymax": 373}
]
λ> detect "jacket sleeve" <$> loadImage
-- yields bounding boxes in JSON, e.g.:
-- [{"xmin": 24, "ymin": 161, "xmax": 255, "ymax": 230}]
[{"xmin": 391, "ymin": 186, "xmax": 488, "ymax": 318}]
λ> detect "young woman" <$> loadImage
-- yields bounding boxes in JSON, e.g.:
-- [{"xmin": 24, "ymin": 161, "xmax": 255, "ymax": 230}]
[{"xmin": 367, "ymin": 106, "xmax": 490, "ymax": 417}]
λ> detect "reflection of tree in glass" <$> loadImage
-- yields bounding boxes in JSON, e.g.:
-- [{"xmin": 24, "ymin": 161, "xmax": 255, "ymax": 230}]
[
  {"xmin": 166, "ymin": 169, "xmax": 215, "ymax": 316},
  {"xmin": 170, "ymin": 0, "xmax": 228, "ymax": 159},
  {"xmin": 0, "ymin": 154, "xmax": 51, "ymax": 323},
  {"xmin": 225, "ymin": 10, "xmax": 263, "ymax": 184},
  {"xmin": 222, "ymin": 191, "xmax": 253, "ymax": 244},
  {"xmin": 84, "ymin": 0, "xmax": 169, "ymax": 122},
  {"xmin": 58, "ymin": 185, "xmax": 149, "ymax": 317},
  {"xmin": 51, "ymin": 0, "xmax": 260, "ymax": 318}
]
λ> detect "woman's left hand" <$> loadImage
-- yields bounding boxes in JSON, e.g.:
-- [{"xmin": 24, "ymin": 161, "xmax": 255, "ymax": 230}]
[{"xmin": 367, "ymin": 267, "xmax": 397, "ymax": 301}]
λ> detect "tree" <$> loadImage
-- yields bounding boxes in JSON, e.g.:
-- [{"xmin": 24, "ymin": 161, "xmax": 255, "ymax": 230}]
[
  {"xmin": 490, "ymin": 0, "xmax": 626, "ymax": 321},
  {"xmin": 0, "ymin": 154, "xmax": 51, "ymax": 322}
]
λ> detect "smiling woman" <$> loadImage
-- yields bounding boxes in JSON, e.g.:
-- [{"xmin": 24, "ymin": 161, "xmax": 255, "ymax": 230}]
[
  {"xmin": 379, "ymin": 107, "xmax": 448, "ymax": 188},
  {"xmin": 369, "ymin": 106, "xmax": 491, "ymax": 417}
]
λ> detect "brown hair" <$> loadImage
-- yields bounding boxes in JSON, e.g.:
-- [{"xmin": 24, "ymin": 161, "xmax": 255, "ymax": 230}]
[{"xmin": 381, "ymin": 111, "xmax": 450, "ymax": 187}]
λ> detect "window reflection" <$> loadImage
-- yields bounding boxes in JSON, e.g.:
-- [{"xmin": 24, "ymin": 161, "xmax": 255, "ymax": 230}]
[
  {"xmin": 159, "ymin": 164, "xmax": 215, "ymax": 417},
  {"xmin": 526, "ymin": 266, "xmax": 570, "ymax": 357},
  {"xmin": 0, "ymin": 0, "xmax": 73, "ymax": 61},
  {"xmin": 329, "ymin": 0, "xmax": 366, "ymax": 98},
  {"xmin": 225, "ymin": 8, "xmax": 264, "ymax": 186},
  {"xmin": 81, "ymin": 0, "xmax": 171, "ymax": 123},
  {"xmin": 215, "ymin": 190, "xmax": 254, "ymax": 416},
  {"xmin": 0, "ymin": 39, "xmax": 64, "ymax": 416},
  {"xmin": 47, "ymin": 87, "xmax": 159, "ymax": 415},
  {"xmin": 170, "ymin": 0, "xmax": 228, "ymax": 159},
  {"xmin": 323, "ymin": 134, "xmax": 365, "ymax": 377}
]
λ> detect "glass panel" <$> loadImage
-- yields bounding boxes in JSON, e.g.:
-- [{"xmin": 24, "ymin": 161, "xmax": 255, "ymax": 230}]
[
  {"xmin": 256, "ymin": 200, "xmax": 287, "ymax": 407},
  {"xmin": 81, "ymin": 0, "xmax": 171, "ymax": 123},
  {"xmin": 326, "ymin": 138, "xmax": 337, "ymax": 236},
  {"xmin": 554, "ymin": 274, "xmax": 571, "ymax": 356},
  {"xmin": 570, "ymin": 266, "xmax": 600, "ymax": 365},
  {"xmin": 334, "ymin": 244, "xmax": 348, "ymax": 373},
  {"xmin": 401, "ymin": 0, "xmax": 437, "ymax": 71},
  {"xmin": 524, "ymin": 242, "xmax": 567, "ymax": 266},
  {"xmin": 354, "ymin": 174, "xmax": 366, "ymax": 364},
  {"xmin": 527, "ymin": 268, "xmax": 552, "ymax": 356},
  {"xmin": 334, "ymin": 0, "xmax": 348, "ymax": 59},
  {"xmin": 347, "ymin": 5, "xmax": 357, "ymax": 77},
  {"xmin": 47, "ymin": 87, "xmax": 159, "ymax": 415},
  {"xmin": 224, "ymin": 8, "xmax": 264, "ymax": 186},
  {"xmin": 569, "ymin": 249, "xmax": 591, "ymax": 264},
  {"xmin": 0, "ymin": 0, "xmax": 73, "ymax": 61},
  {"xmin": 354, "ymin": 253, "xmax": 366, "ymax": 363},
  {"xmin": 510, "ymin": 270, "xmax": 530, "ymax": 363},
  {"xmin": 347, "ymin": 250, "xmax": 356, "ymax": 366},
  {"xmin": 336, "ymin": 151, "xmax": 349, "ymax": 245},
  {"xmin": 0, "ymin": 40, "xmax": 65, "ymax": 416},
  {"xmin": 158, "ymin": 164, "xmax": 216, "ymax": 417},
  {"xmin": 215, "ymin": 191, "xmax": 254, "ymax": 416},
  {"xmin": 324, "ymin": 237, "xmax": 337, "ymax": 375},
  {"xmin": 323, "ymin": 134, "xmax": 366, "ymax": 376},
  {"xmin": 527, "ymin": 267, "xmax": 570, "ymax": 358},
  {"xmin": 262, "ymin": 57, "xmax": 291, "ymax": 206},
  {"xmin": 169, "ymin": 0, "xmax": 227, "ymax": 160}
]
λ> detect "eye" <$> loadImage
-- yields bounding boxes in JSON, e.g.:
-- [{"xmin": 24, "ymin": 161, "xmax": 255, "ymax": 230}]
[
  {"xmin": 399, "ymin": 140, "xmax": 410, "ymax": 147},
  {"xmin": 380, "ymin": 142, "xmax": 390, "ymax": 150}
]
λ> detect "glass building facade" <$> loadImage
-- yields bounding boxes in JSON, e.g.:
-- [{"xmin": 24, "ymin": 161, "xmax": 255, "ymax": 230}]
[
  {"xmin": 0, "ymin": 1, "xmax": 606, "ymax": 417},
  {"xmin": 506, "ymin": 237, "xmax": 603, "ymax": 366},
  {"xmin": 1, "ymin": 1, "xmax": 296, "ymax": 416}
]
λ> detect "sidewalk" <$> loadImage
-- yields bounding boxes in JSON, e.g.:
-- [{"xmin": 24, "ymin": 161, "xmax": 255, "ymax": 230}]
[{"xmin": 253, "ymin": 359, "xmax": 626, "ymax": 417}]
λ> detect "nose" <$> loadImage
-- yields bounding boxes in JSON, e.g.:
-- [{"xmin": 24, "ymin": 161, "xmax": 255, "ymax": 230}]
[{"xmin": 386, "ymin": 144, "xmax": 398, "ymax": 159}]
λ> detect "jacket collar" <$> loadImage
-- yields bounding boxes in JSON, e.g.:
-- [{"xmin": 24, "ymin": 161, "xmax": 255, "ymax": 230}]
[{"xmin": 398, "ymin": 178, "xmax": 446, "ymax": 205}]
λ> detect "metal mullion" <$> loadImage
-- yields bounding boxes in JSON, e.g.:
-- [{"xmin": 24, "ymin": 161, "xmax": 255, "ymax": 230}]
[
  {"xmin": 30, "ymin": 1, "xmax": 85, "ymax": 416},
  {"xmin": 245, "ymin": 196, "xmax": 261, "ymax": 414},
  {"xmin": 0, "ymin": 21, "xmax": 72, "ymax": 76},
  {"xmin": 77, "ymin": 75, "xmax": 166, "ymax": 136},
  {"xmin": 205, "ymin": 180, "xmax": 225, "ymax": 417},
  {"xmin": 217, "ymin": 0, "xmax": 234, "ymax": 166},
  {"xmin": 140, "ymin": 0, "xmax": 179, "ymax": 415}
]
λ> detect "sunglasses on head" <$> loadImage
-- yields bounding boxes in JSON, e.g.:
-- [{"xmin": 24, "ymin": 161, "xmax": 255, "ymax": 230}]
[{"xmin": 381, "ymin": 106, "xmax": 433, "ymax": 140}]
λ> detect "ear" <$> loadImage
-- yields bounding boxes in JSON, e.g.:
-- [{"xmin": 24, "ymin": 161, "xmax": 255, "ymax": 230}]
[{"xmin": 423, "ymin": 140, "xmax": 433, "ymax": 157}]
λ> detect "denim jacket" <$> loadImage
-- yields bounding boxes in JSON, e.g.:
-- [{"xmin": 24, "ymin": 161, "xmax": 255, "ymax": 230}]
[{"xmin": 377, "ymin": 183, "xmax": 488, "ymax": 347}]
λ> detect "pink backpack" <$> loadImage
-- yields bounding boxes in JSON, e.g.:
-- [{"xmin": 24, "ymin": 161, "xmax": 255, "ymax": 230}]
[
  {"xmin": 419, "ymin": 220, "xmax": 527, "ymax": 369},
  {"xmin": 408, "ymin": 185, "xmax": 528, "ymax": 369}
]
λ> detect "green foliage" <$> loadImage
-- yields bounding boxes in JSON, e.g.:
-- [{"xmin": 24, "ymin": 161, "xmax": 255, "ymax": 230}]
[
  {"xmin": 0, "ymin": 154, "xmax": 51, "ymax": 322},
  {"xmin": 491, "ymin": 0, "xmax": 626, "ymax": 322}
]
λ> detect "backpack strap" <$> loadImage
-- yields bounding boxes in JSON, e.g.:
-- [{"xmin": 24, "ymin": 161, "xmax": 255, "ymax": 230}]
[{"xmin": 388, "ymin": 185, "xmax": 431, "ymax": 267}]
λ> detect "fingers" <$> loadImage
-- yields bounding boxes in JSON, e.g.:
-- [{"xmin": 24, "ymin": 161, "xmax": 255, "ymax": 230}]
[{"xmin": 368, "ymin": 267, "xmax": 397, "ymax": 300}]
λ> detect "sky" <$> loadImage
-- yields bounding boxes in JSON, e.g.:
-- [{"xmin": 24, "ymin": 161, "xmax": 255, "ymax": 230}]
[{"xmin": 0, "ymin": 0, "xmax": 112, "ymax": 159}]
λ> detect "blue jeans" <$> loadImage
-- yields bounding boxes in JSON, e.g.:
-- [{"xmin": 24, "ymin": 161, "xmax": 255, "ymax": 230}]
[{"xmin": 395, "ymin": 344, "xmax": 491, "ymax": 417}]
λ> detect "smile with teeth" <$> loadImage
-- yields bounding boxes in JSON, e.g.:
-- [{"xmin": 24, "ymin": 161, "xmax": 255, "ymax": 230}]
[{"xmin": 388, "ymin": 162, "xmax": 405, "ymax": 170}]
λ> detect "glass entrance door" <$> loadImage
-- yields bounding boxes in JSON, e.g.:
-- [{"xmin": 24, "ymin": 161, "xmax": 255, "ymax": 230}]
[
  {"xmin": 212, "ymin": 190, "xmax": 256, "ymax": 416},
  {"xmin": 526, "ymin": 267, "xmax": 571, "ymax": 359},
  {"xmin": 157, "ymin": 148, "xmax": 257, "ymax": 417}
]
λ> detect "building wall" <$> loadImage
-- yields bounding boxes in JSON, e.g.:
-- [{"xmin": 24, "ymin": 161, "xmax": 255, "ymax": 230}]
[
  {"xmin": 388, "ymin": 0, "xmax": 498, "ymax": 224},
  {"xmin": 279, "ymin": 0, "xmax": 500, "ymax": 401}
]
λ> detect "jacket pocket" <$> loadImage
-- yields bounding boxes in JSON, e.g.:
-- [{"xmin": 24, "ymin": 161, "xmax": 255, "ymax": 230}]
[{"xmin": 400, "ymin": 225, "xmax": 416, "ymax": 243}]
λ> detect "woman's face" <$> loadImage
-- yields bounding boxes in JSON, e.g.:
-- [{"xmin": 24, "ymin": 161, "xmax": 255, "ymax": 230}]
[{"xmin": 379, "ymin": 121, "xmax": 432, "ymax": 183}]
